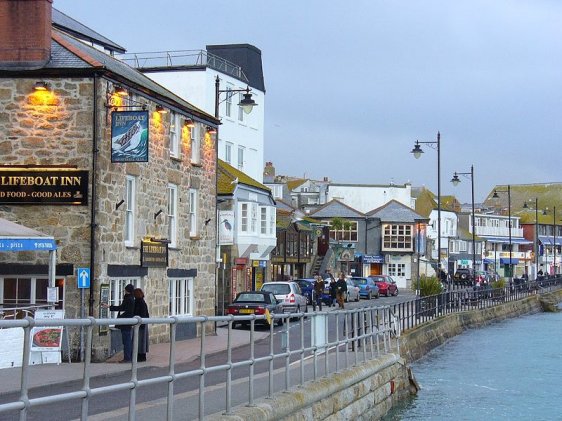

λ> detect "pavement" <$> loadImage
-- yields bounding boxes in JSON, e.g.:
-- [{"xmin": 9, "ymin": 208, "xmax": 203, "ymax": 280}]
[{"xmin": 0, "ymin": 324, "xmax": 269, "ymax": 396}]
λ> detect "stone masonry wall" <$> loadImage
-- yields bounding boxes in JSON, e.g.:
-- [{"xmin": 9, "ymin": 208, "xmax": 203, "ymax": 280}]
[{"xmin": 0, "ymin": 77, "xmax": 217, "ymax": 359}]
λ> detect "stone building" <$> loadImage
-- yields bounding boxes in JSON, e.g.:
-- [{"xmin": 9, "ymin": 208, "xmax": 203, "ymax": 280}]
[{"xmin": 0, "ymin": 0, "xmax": 219, "ymax": 361}]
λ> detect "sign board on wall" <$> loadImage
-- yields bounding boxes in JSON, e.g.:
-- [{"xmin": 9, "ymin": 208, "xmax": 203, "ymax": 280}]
[
  {"xmin": 140, "ymin": 239, "xmax": 168, "ymax": 267},
  {"xmin": 111, "ymin": 111, "xmax": 149, "ymax": 163},
  {"xmin": 0, "ymin": 168, "xmax": 88, "ymax": 205},
  {"xmin": 218, "ymin": 210, "xmax": 234, "ymax": 245}
]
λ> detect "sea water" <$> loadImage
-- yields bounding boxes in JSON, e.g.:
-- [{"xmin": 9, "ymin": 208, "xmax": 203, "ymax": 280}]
[{"xmin": 384, "ymin": 307, "xmax": 562, "ymax": 421}]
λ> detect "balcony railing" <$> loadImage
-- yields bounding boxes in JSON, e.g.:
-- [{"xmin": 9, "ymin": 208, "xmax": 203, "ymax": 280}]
[
  {"xmin": 475, "ymin": 226, "xmax": 524, "ymax": 238},
  {"xmin": 117, "ymin": 50, "xmax": 249, "ymax": 83}
]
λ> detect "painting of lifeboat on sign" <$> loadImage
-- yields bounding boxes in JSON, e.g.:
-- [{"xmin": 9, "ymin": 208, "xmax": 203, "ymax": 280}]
[{"xmin": 111, "ymin": 111, "xmax": 149, "ymax": 162}]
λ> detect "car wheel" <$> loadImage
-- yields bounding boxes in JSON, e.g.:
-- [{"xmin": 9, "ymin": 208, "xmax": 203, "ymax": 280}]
[
  {"xmin": 367, "ymin": 292, "xmax": 372, "ymax": 300},
  {"xmin": 355, "ymin": 294, "xmax": 360, "ymax": 302},
  {"xmin": 277, "ymin": 316, "xmax": 284, "ymax": 326},
  {"xmin": 232, "ymin": 322, "xmax": 237, "ymax": 329},
  {"xmin": 375, "ymin": 292, "xmax": 380, "ymax": 299},
  {"xmin": 393, "ymin": 289, "xmax": 399, "ymax": 296}
]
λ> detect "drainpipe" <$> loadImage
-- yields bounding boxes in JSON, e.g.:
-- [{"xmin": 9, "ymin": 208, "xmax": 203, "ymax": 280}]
[{"xmin": 89, "ymin": 73, "xmax": 99, "ymax": 317}]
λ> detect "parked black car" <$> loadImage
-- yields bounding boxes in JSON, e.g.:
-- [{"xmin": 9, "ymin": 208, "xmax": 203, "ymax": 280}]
[{"xmin": 454, "ymin": 268, "xmax": 474, "ymax": 286}]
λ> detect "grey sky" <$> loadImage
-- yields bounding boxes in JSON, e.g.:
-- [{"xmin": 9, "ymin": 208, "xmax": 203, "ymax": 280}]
[{"xmin": 55, "ymin": 0, "xmax": 562, "ymax": 203}]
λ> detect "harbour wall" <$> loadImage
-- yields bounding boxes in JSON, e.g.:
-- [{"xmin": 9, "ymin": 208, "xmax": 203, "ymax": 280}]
[{"xmin": 208, "ymin": 290, "xmax": 562, "ymax": 420}]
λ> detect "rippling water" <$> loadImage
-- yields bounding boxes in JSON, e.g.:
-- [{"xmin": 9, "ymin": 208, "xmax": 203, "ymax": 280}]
[{"xmin": 384, "ymin": 308, "xmax": 562, "ymax": 421}]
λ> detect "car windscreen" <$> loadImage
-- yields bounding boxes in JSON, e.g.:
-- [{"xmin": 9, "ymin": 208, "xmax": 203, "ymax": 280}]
[
  {"xmin": 351, "ymin": 278, "xmax": 367, "ymax": 285},
  {"xmin": 236, "ymin": 293, "xmax": 266, "ymax": 302},
  {"xmin": 261, "ymin": 284, "xmax": 291, "ymax": 295}
]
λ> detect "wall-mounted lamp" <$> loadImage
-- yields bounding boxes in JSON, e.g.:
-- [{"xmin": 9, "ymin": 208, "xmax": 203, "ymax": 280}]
[
  {"xmin": 115, "ymin": 199, "xmax": 125, "ymax": 210},
  {"xmin": 114, "ymin": 85, "xmax": 128, "ymax": 97},
  {"xmin": 207, "ymin": 126, "xmax": 217, "ymax": 135},
  {"xmin": 34, "ymin": 81, "xmax": 49, "ymax": 91},
  {"xmin": 154, "ymin": 209, "xmax": 163, "ymax": 219},
  {"xmin": 155, "ymin": 105, "xmax": 167, "ymax": 114},
  {"xmin": 184, "ymin": 119, "xmax": 195, "ymax": 128}
]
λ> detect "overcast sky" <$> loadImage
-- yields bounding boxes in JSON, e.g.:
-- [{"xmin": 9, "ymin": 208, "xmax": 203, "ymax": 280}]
[{"xmin": 55, "ymin": 0, "xmax": 562, "ymax": 203}]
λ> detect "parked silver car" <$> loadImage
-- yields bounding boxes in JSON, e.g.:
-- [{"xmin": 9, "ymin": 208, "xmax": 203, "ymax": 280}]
[
  {"xmin": 260, "ymin": 281, "xmax": 308, "ymax": 314},
  {"xmin": 345, "ymin": 278, "xmax": 360, "ymax": 302}
]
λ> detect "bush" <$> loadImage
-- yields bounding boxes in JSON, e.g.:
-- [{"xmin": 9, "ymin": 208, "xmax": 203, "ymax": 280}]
[
  {"xmin": 491, "ymin": 279, "xmax": 506, "ymax": 289},
  {"xmin": 412, "ymin": 275, "xmax": 443, "ymax": 297}
]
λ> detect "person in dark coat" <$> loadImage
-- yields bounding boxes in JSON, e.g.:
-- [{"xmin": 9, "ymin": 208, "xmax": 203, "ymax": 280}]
[
  {"xmin": 103, "ymin": 283, "xmax": 135, "ymax": 363},
  {"xmin": 313, "ymin": 275, "xmax": 325, "ymax": 311},
  {"xmin": 335, "ymin": 273, "xmax": 348, "ymax": 309},
  {"xmin": 133, "ymin": 288, "xmax": 150, "ymax": 362},
  {"xmin": 329, "ymin": 277, "xmax": 337, "ymax": 307}
]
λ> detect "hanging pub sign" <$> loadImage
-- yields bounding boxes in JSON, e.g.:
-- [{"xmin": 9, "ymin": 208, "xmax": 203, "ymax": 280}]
[
  {"xmin": 111, "ymin": 111, "xmax": 149, "ymax": 163},
  {"xmin": 140, "ymin": 238, "xmax": 168, "ymax": 268},
  {"xmin": 0, "ymin": 168, "xmax": 88, "ymax": 205}
]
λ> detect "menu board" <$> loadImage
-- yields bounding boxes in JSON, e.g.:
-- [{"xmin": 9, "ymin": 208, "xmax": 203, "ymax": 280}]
[{"xmin": 30, "ymin": 310, "xmax": 64, "ymax": 351}]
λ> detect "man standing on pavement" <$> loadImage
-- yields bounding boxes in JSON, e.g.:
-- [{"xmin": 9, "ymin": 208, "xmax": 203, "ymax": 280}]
[
  {"xmin": 335, "ymin": 273, "xmax": 348, "ymax": 309},
  {"xmin": 313, "ymin": 275, "xmax": 325, "ymax": 311},
  {"xmin": 102, "ymin": 283, "xmax": 135, "ymax": 363}
]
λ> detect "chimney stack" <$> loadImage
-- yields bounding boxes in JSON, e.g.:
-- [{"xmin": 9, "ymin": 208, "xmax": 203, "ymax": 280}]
[{"xmin": 0, "ymin": 0, "xmax": 53, "ymax": 70}]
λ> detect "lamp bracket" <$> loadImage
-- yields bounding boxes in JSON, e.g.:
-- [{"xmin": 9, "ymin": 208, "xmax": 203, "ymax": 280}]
[
  {"xmin": 154, "ymin": 209, "xmax": 163, "ymax": 219},
  {"xmin": 115, "ymin": 199, "xmax": 125, "ymax": 210}
]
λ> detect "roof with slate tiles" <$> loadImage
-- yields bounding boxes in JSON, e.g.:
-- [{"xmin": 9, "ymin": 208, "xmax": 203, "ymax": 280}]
[
  {"xmin": 310, "ymin": 199, "xmax": 364, "ymax": 219},
  {"xmin": 367, "ymin": 200, "xmax": 427, "ymax": 223}
]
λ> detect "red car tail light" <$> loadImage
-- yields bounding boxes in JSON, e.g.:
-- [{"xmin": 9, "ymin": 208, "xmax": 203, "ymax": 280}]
[
  {"xmin": 226, "ymin": 307, "xmax": 238, "ymax": 315},
  {"xmin": 288, "ymin": 293, "xmax": 295, "ymax": 303},
  {"xmin": 254, "ymin": 307, "xmax": 265, "ymax": 315}
]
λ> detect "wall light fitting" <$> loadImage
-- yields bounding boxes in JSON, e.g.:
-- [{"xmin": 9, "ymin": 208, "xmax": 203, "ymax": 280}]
[
  {"xmin": 156, "ymin": 105, "xmax": 167, "ymax": 114},
  {"xmin": 207, "ymin": 126, "xmax": 217, "ymax": 135},
  {"xmin": 114, "ymin": 85, "xmax": 128, "ymax": 96},
  {"xmin": 34, "ymin": 81, "xmax": 49, "ymax": 91},
  {"xmin": 184, "ymin": 119, "xmax": 195, "ymax": 128}
]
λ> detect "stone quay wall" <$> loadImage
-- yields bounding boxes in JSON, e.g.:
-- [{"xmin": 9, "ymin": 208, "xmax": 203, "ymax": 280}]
[{"xmin": 207, "ymin": 290, "xmax": 562, "ymax": 420}]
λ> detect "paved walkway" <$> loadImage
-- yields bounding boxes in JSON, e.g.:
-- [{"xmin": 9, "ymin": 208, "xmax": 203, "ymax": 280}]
[{"xmin": 0, "ymin": 325, "xmax": 269, "ymax": 395}]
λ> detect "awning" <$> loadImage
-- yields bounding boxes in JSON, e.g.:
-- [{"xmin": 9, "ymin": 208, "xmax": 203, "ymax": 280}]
[
  {"xmin": 0, "ymin": 218, "xmax": 56, "ymax": 251},
  {"xmin": 481, "ymin": 236, "xmax": 532, "ymax": 245},
  {"xmin": 483, "ymin": 258, "xmax": 494, "ymax": 264},
  {"xmin": 538, "ymin": 235, "xmax": 562, "ymax": 246},
  {"xmin": 500, "ymin": 257, "xmax": 519, "ymax": 265}
]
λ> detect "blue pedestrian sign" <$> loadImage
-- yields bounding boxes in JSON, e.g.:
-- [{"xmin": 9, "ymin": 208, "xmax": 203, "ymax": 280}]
[{"xmin": 77, "ymin": 268, "xmax": 90, "ymax": 289}]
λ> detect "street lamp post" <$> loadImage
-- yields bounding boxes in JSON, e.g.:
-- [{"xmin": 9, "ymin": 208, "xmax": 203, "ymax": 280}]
[
  {"xmin": 524, "ymin": 198, "xmax": 540, "ymax": 277},
  {"xmin": 451, "ymin": 165, "xmax": 476, "ymax": 279},
  {"xmin": 213, "ymin": 76, "xmax": 257, "ymax": 315},
  {"xmin": 493, "ymin": 185, "xmax": 512, "ymax": 282},
  {"xmin": 411, "ymin": 132, "xmax": 441, "ymax": 271}
]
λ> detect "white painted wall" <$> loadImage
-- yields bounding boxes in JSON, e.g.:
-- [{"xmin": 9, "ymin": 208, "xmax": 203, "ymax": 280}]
[
  {"xmin": 327, "ymin": 184, "xmax": 412, "ymax": 213},
  {"xmin": 146, "ymin": 69, "xmax": 265, "ymax": 182}
]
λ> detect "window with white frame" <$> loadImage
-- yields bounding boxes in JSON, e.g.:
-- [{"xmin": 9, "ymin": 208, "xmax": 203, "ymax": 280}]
[
  {"xmin": 388, "ymin": 263, "xmax": 406, "ymax": 277},
  {"xmin": 225, "ymin": 85, "xmax": 233, "ymax": 118},
  {"xmin": 189, "ymin": 188, "xmax": 198, "ymax": 237},
  {"xmin": 250, "ymin": 203, "xmax": 257, "ymax": 233},
  {"xmin": 225, "ymin": 142, "xmax": 233, "ymax": 164},
  {"xmin": 237, "ymin": 146, "xmax": 244, "ymax": 170},
  {"xmin": 240, "ymin": 203, "xmax": 248, "ymax": 232},
  {"xmin": 108, "ymin": 278, "xmax": 140, "ymax": 318},
  {"xmin": 238, "ymin": 92, "xmax": 244, "ymax": 122},
  {"xmin": 190, "ymin": 125, "xmax": 200, "ymax": 164},
  {"xmin": 169, "ymin": 277, "xmax": 193, "ymax": 316},
  {"xmin": 459, "ymin": 240, "xmax": 468, "ymax": 252},
  {"xmin": 169, "ymin": 112, "xmax": 180, "ymax": 158},
  {"xmin": 167, "ymin": 184, "xmax": 178, "ymax": 247},
  {"xmin": 326, "ymin": 220, "xmax": 358, "ymax": 242},
  {"xmin": 0, "ymin": 276, "xmax": 64, "ymax": 310},
  {"xmin": 260, "ymin": 207, "xmax": 267, "ymax": 234},
  {"xmin": 383, "ymin": 224, "xmax": 413, "ymax": 251},
  {"xmin": 125, "ymin": 175, "xmax": 136, "ymax": 246},
  {"xmin": 269, "ymin": 207, "xmax": 276, "ymax": 235}
]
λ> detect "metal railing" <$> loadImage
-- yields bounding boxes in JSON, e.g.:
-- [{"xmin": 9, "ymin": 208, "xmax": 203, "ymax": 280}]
[
  {"xmin": 391, "ymin": 277, "xmax": 562, "ymax": 333},
  {"xmin": 0, "ymin": 306, "xmax": 399, "ymax": 420}
]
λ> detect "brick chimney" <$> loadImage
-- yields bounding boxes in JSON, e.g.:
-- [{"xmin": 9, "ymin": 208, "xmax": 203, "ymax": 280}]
[{"xmin": 0, "ymin": 0, "xmax": 53, "ymax": 70}]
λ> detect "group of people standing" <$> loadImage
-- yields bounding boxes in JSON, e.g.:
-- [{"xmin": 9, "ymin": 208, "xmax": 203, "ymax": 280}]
[
  {"xmin": 102, "ymin": 284, "xmax": 150, "ymax": 363},
  {"xmin": 312, "ymin": 271, "xmax": 348, "ymax": 311}
]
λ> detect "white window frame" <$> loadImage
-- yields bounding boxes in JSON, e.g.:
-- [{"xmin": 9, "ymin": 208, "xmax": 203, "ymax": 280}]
[
  {"xmin": 190, "ymin": 125, "xmax": 200, "ymax": 164},
  {"xmin": 388, "ymin": 263, "xmax": 406, "ymax": 277},
  {"xmin": 189, "ymin": 188, "xmax": 198, "ymax": 237},
  {"xmin": 269, "ymin": 206, "xmax": 276, "ymax": 235},
  {"xmin": 383, "ymin": 224, "xmax": 413, "ymax": 251},
  {"xmin": 240, "ymin": 203, "xmax": 249, "ymax": 233},
  {"xmin": 225, "ymin": 142, "xmax": 233, "ymax": 164},
  {"xmin": 237, "ymin": 146, "xmax": 244, "ymax": 170},
  {"xmin": 225, "ymin": 85, "xmax": 233, "ymax": 118},
  {"xmin": 108, "ymin": 278, "xmax": 140, "ymax": 319},
  {"xmin": 168, "ymin": 184, "xmax": 178, "ymax": 247},
  {"xmin": 260, "ymin": 206, "xmax": 267, "ymax": 235},
  {"xmin": 169, "ymin": 277, "xmax": 194, "ymax": 316},
  {"xmin": 125, "ymin": 175, "xmax": 136, "ymax": 247},
  {"xmin": 250, "ymin": 203, "xmax": 258, "ymax": 234},
  {"xmin": 169, "ymin": 112, "xmax": 181, "ymax": 158}
]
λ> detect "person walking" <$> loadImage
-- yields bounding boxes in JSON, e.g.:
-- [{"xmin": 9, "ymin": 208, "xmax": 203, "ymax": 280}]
[
  {"xmin": 313, "ymin": 275, "xmax": 325, "ymax": 311},
  {"xmin": 329, "ymin": 277, "xmax": 337, "ymax": 307},
  {"xmin": 102, "ymin": 283, "xmax": 135, "ymax": 363},
  {"xmin": 336, "ymin": 273, "xmax": 348, "ymax": 309},
  {"xmin": 133, "ymin": 288, "xmax": 150, "ymax": 362}
]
